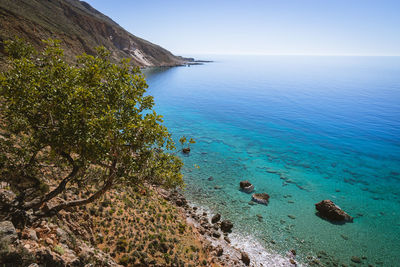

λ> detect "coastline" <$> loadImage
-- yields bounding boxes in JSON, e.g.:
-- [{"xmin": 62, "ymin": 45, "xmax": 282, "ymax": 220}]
[
  {"xmin": 143, "ymin": 55, "xmax": 400, "ymax": 266},
  {"xmin": 156, "ymin": 187, "xmax": 299, "ymax": 266},
  {"xmin": 140, "ymin": 59, "xmax": 214, "ymax": 70}
]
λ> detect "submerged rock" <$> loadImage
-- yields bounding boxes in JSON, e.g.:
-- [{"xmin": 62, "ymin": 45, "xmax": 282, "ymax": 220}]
[
  {"xmin": 351, "ymin": 256, "xmax": 362, "ymax": 263},
  {"xmin": 252, "ymin": 193, "xmax": 270, "ymax": 205},
  {"xmin": 239, "ymin": 181, "xmax": 254, "ymax": 193},
  {"xmin": 315, "ymin": 200, "xmax": 353, "ymax": 222}
]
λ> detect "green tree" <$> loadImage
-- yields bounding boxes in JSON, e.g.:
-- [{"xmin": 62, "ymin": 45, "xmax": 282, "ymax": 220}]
[{"xmin": 0, "ymin": 38, "xmax": 183, "ymax": 223}]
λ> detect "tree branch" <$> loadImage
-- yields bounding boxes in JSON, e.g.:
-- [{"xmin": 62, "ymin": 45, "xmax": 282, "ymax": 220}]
[
  {"xmin": 27, "ymin": 149, "xmax": 39, "ymax": 167},
  {"xmin": 22, "ymin": 151, "xmax": 79, "ymax": 210},
  {"xmin": 37, "ymin": 157, "xmax": 117, "ymax": 217},
  {"xmin": 42, "ymin": 176, "xmax": 114, "ymax": 216}
]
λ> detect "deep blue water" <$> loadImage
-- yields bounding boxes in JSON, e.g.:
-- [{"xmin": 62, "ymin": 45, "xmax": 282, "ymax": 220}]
[{"xmin": 144, "ymin": 56, "xmax": 400, "ymax": 266}]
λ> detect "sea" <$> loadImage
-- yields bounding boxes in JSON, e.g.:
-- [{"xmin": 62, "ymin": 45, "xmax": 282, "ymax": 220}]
[{"xmin": 143, "ymin": 55, "xmax": 400, "ymax": 266}]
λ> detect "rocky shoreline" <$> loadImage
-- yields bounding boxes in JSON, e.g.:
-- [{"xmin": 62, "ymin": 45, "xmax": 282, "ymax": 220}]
[
  {"xmin": 0, "ymin": 178, "xmax": 356, "ymax": 266},
  {"xmin": 158, "ymin": 178, "xmax": 356, "ymax": 266},
  {"xmin": 164, "ymin": 177, "xmax": 360, "ymax": 267},
  {"xmin": 156, "ymin": 187, "xmax": 298, "ymax": 267}
]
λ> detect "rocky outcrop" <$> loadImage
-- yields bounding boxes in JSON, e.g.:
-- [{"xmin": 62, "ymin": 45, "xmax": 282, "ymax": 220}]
[
  {"xmin": 239, "ymin": 180, "xmax": 254, "ymax": 193},
  {"xmin": 169, "ymin": 191, "xmax": 188, "ymax": 208},
  {"xmin": 0, "ymin": 189, "xmax": 16, "ymax": 211},
  {"xmin": 156, "ymin": 188, "xmax": 248, "ymax": 266},
  {"xmin": 211, "ymin": 213, "xmax": 221, "ymax": 224},
  {"xmin": 0, "ymin": 220, "xmax": 35, "ymax": 266},
  {"xmin": 315, "ymin": 200, "xmax": 353, "ymax": 223},
  {"xmin": 0, "ymin": 220, "xmax": 17, "ymax": 243},
  {"xmin": 252, "ymin": 193, "xmax": 270, "ymax": 205},
  {"xmin": 220, "ymin": 220, "xmax": 233, "ymax": 233},
  {"xmin": 0, "ymin": 0, "xmax": 189, "ymax": 68},
  {"xmin": 241, "ymin": 251, "xmax": 250, "ymax": 266}
]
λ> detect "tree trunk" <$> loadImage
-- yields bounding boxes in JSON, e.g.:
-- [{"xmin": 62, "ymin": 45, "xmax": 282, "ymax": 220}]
[
  {"xmin": 41, "ymin": 177, "xmax": 114, "ymax": 216},
  {"xmin": 22, "ymin": 152, "xmax": 79, "ymax": 210}
]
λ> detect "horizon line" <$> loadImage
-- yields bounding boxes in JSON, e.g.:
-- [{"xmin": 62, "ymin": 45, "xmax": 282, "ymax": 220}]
[{"xmin": 178, "ymin": 52, "xmax": 400, "ymax": 57}]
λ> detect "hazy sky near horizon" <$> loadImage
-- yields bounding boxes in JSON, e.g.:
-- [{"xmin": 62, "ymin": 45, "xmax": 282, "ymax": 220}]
[{"xmin": 84, "ymin": 0, "xmax": 400, "ymax": 56}]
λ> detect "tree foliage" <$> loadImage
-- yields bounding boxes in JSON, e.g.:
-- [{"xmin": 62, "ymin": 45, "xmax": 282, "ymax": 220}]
[{"xmin": 0, "ymin": 38, "xmax": 183, "ymax": 218}]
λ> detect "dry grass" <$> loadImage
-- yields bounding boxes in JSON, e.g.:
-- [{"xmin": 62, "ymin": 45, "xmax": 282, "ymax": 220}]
[{"xmin": 88, "ymin": 187, "xmax": 215, "ymax": 266}]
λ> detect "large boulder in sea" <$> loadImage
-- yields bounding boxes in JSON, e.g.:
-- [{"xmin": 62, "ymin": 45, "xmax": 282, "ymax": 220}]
[
  {"xmin": 239, "ymin": 181, "xmax": 254, "ymax": 193},
  {"xmin": 252, "ymin": 193, "xmax": 270, "ymax": 205},
  {"xmin": 315, "ymin": 200, "xmax": 353, "ymax": 223}
]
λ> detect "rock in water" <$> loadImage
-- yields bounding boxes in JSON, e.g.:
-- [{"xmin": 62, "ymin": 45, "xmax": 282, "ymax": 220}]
[
  {"xmin": 211, "ymin": 213, "xmax": 221, "ymax": 224},
  {"xmin": 315, "ymin": 200, "xmax": 353, "ymax": 222},
  {"xmin": 220, "ymin": 220, "xmax": 233, "ymax": 233},
  {"xmin": 241, "ymin": 251, "xmax": 250, "ymax": 266},
  {"xmin": 351, "ymin": 256, "xmax": 362, "ymax": 263},
  {"xmin": 252, "ymin": 193, "xmax": 270, "ymax": 205},
  {"xmin": 182, "ymin": 147, "xmax": 191, "ymax": 154},
  {"xmin": 239, "ymin": 180, "xmax": 254, "ymax": 193}
]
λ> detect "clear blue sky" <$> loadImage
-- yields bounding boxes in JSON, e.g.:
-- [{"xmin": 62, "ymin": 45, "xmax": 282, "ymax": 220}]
[{"xmin": 84, "ymin": 0, "xmax": 400, "ymax": 56}]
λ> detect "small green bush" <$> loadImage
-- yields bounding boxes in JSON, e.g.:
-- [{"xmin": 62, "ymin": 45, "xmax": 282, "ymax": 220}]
[{"xmin": 53, "ymin": 245, "xmax": 64, "ymax": 255}]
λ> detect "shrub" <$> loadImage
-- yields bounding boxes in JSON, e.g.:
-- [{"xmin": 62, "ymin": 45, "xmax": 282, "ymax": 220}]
[
  {"xmin": 0, "ymin": 38, "xmax": 184, "ymax": 217},
  {"xmin": 53, "ymin": 245, "xmax": 64, "ymax": 255},
  {"xmin": 119, "ymin": 255, "xmax": 130, "ymax": 266}
]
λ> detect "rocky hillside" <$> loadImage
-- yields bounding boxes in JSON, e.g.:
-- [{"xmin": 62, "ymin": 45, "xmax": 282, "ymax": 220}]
[
  {"xmin": 0, "ymin": 0, "xmax": 188, "ymax": 67},
  {"xmin": 0, "ymin": 185, "xmax": 213, "ymax": 266},
  {"xmin": 0, "ymin": 182, "xmax": 256, "ymax": 266}
]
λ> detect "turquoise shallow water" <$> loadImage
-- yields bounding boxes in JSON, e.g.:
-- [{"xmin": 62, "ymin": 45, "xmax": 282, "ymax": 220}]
[{"xmin": 143, "ymin": 56, "xmax": 400, "ymax": 266}]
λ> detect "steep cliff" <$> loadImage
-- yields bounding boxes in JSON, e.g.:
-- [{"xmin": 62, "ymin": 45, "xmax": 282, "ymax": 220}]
[{"xmin": 0, "ymin": 0, "xmax": 187, "ymax": 67}]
